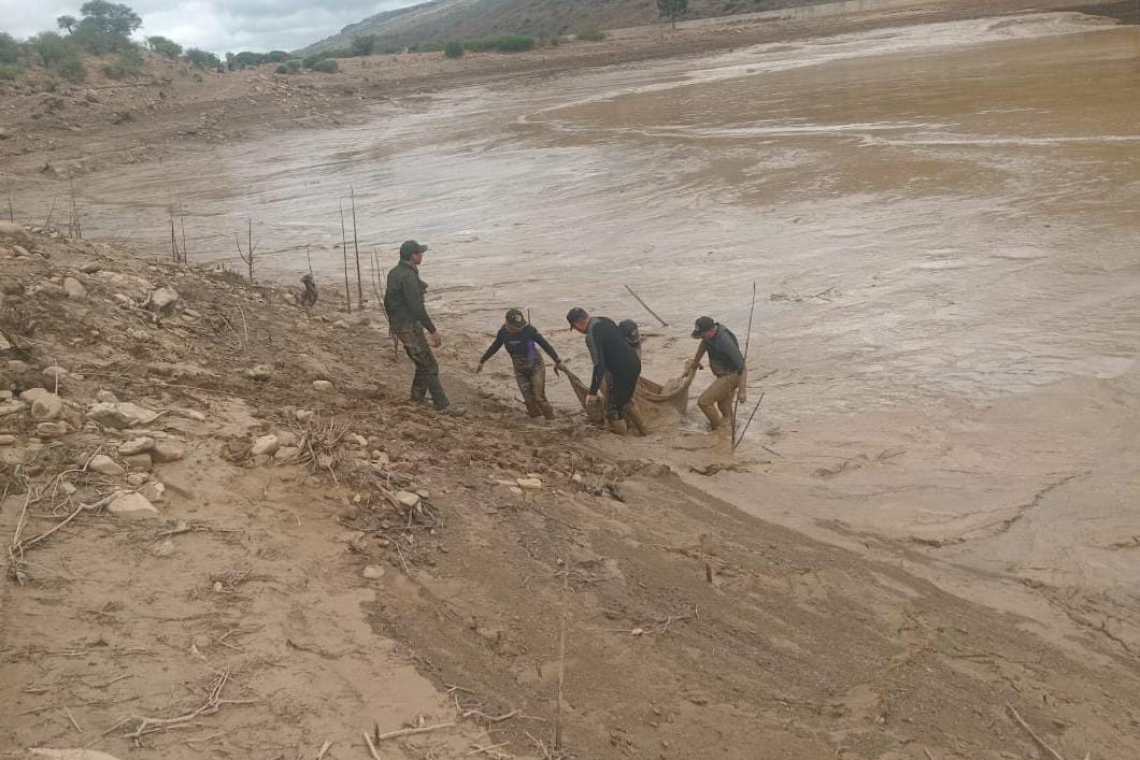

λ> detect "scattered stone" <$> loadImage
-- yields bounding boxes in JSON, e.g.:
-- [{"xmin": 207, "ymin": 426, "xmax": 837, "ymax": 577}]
[
  {"xmin": 88, "ymin": 454, "xmax": 124, "ymax": 476},
  {"xmin": 61, "ymin": 481, "xmax": 77, "ymax": 496},
  {"xmin": 332, "ymin": 320, "xmax": 348, "ymax": 329},
  {"xmin": 80, "ymin": 261, "xmax": 102, "ymax": 274},
  {"xmin": 118, "ymin": 437, "xmax": 156, "ymax": 456},
  {"xmin": 87, "ymin": 401, "xmax": 159, "ymax": 428},
  {"xmin": 7, "ymin": 359, "xmax": 28, "ymax": 373},
  {"xmin": 509, "ymin": 486, "xmax": 524, "ymax": 496},
  {"xmin": 246, "ymin": 364, "xmax": 273, "ymax": 381},
  {"xmin": 123, "ymin": 453, "xmax": 153, "ymax": 472},
  {"xmin": 42, "ymin": 366, "xmax": 68, "ymax": 385},
  {"xmin": 63, "ymin": 277, "xmax": 87, "ymax": 298},
  {"xmin": 0, "ymin": 331, "xmax": 11, "ymax": 354},
  {"xmin": 274, "ymin": 446, "xmax": 298, "ymax": 462},
  {"xmin": 184, "ymin": 308, "xmax": 201, "ymax": 319},
  {"xmin": 152, "ymin": 440, "xmax": 186, "ymax": 462},
  {"xmin": 0, "ymin": 390, "xmax": 10, "ymax": 401},
  {"xmin": 95, "ymin": 389, "xmax": 118, "ymax": 403},
  {"xmin": 251, "ymin": 434, "xmax": 279, "ymax": 456},
  {"xmin": 517, "ymin": 477, "xmax": 543, "ymax": 489},
  {"xmin": 145, "ymin": 286, "xmax": 180, "ymax": 316},
  {"xmin": 141, "ymin": 481, "xmax": 166, "ymax": 503},
  {"xmin": 312, "ymin": 380, "xmax": 333, "ymax": 393},
  {"xmin": 277, "ymin": 430, "xmax": 298, "ymax": 447},
  {"xmin": 152, "ymin": 539, "xmax": 175, "ymax": 557},
  {"xmin": 0, "ymin": 401, "xmax": 27, "ymax": 418},
  {"xmin": 295, "ymin": 409, "xmax": 314, "ymax": 423},
  {"xmin": 30, "ymin": 393, "xmax": 64, "ymax": 421},
  {"xmin": 174, "ymin": 408, "xmax": 206, "ymax": 422},
  {"xmin": 571, "ymin": 473, "xmax": 584, "ymax": 484},
  {"xmin": 36, "ymin": 421, "xmax": 70, "ymax": 438},
  {"xmin": 0, "ymin": 434, "xmax": 15, "ymax": 446},
  {"xmin": 395, "ymin": 491, "xmax": 421, "ymax": 508},
  {"xmin": 126, "ymin": 473, "xmax": 148, "ymax": 486},
  {"xmin": 0, "ymin": 221, "xmax": 31, "ymax": 247},
  {"xmin": 362, "ymin": 565, "xmax": 385, "ymax": 580},
  {"xmin": 107, "ymin": 491, "xmax": 159, "ymax": 517},
  {"xmin": 349, "ymin": 433, "xmax": 367, "ymax": 448}
]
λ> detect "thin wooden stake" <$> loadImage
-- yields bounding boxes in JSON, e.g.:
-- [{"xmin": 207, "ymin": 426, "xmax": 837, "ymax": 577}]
[
  {"xmin": 316, "ymin": 739, "xmax": 332, "ymax": 759},
  {"xmin": 732, "ymin": 281, "xmax": 757, "ymax": 444},
  {"xmin": 339, "ymin": 200, "xmax": 352, "ymax": 313},
  {"xmin": 180, "ymin": 214, "xmax": 188, "ymax": 263},
  {"xmin": 43, "ymin": 194, "xmax": 59, "ymax": 230},
  {"xmin": 554, "ymin": 561, "xmax": 570, "ymax": 749},
  {"xmin": 623, "ymin": 284, "xmax": 668, "ymax": 327},
  {"xmin": 351, "ymin": 186, "xmax": 364, "ymax": 307},
  {"xmin": 6, "ymin": 183, "xmax": 14, "ymax": 223},
  {"xmin": 732, "ymin": 391, "xmax": 765, "ymax": 451},
  {"xmin": 305, "ymin": 244, "xmax": 313, "ymax": 277}
]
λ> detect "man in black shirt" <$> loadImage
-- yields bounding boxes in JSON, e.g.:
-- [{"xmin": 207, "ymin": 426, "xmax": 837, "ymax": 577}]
[
  {"xmin": 688, "ymin": 316, "xmax": 747, "ymax": 431},
  {"xmin": 477, "ymin": 309, "xmax": 563, "ymax": 419},
  {"xmin": 567, "ymin": 307, "xmax": 643, "ymax": 431}
]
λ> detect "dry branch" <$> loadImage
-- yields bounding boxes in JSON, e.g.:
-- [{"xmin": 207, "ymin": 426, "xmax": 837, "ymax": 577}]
[{"xmin": 1006, "ymin": 703, "xmax": 1066, "ymax": 760}]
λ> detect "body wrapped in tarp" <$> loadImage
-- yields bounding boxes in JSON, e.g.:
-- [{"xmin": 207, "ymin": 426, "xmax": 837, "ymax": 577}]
[{"xmin": 562, "ymin": 364, "xmax": 696, "ymax": 431}]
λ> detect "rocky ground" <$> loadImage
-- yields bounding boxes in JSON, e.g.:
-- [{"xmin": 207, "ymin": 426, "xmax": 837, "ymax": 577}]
[{"xmin": 3, "ymin": 223, "xmax": 1140, "ymax": 760}]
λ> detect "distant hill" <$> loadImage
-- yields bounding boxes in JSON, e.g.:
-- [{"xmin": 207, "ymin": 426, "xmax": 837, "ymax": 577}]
[{"xmin": 298, "ymin": 0, "xmax": 829, "ymax": 54}]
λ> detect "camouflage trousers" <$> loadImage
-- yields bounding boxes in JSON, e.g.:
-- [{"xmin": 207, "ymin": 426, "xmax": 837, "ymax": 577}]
[{"xmin": 395, "ymin": 328, "xmax": 449, "ymax": 411}]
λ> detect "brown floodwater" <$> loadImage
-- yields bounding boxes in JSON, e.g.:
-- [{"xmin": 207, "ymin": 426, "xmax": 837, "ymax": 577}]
[{"xmin": 31, "ymin": 12, "xmax": 1140, "ymax": 604}]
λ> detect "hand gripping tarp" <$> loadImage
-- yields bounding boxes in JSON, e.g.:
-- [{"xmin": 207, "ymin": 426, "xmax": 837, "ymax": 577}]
[{"xmin": 562, "ymin": 364, "xmax": 697, "ymax": 430}]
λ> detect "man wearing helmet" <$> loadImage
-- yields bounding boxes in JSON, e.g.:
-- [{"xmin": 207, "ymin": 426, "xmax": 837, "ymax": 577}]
[{"xmin": 477, "ymin": 309, "xmax": 564, "ymax": 419}]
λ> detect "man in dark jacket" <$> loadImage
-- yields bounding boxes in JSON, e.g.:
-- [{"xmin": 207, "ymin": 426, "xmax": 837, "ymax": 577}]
[
  {"xmin": 477, "ymin": 309, "xmax": 564, "ymax": 419},
  {"xmin": 567, "ymin": 307, "xmax": 643, "ymax": 430},
  {"xmin": 688, "ymin": 316, "xmax": 747, "ymax": 431},
  {"xmin": 384, "ymin": 240, "xmax": 451, "ymax": 412}
]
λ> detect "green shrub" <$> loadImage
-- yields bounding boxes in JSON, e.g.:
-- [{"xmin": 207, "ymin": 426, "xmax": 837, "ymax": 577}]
[
  {"xmin": 146, "ymin": 35, "xmax": 182, "ymax": 59},
  {"xmin": 351, "ymin": 34, "xmax": 377, "ymax": 56},
  {"xmin": 184, "ymin": 47, "xmax": 222, "ymax": 69},
  {"xmin": 275, "ymin": 63, "xmax": 288, "ymax": 74},
  {"xmin": 302, "ymin": 53, "xmax": 323, "ymax": 69},
  {"xmin": 286, "ymin": 59, "xmax": 301, "ymax": 73},
  {"xmin": 323, "ymin": 47, "xmax": 354, "ymax": 59},
  {"xmin": 419, "ymin": 42, "xmax": 443, "ymax": 53},
  {"xmin": 103, "ymin": 42, "xmax": 144, "ymax": 78},
  {"xmin": 444, "ymin": 41, "xmax": 464, "ymax": 58},
  {"xmin": 576, "ymin": 28, "xmax": 607, "ymax": 42},
  {"xmin": 0, "ymin": 32, "xmax": 18, "ymax": 64},
  {"xmin": 311, "ymin": 58, "xmax": 339, "ymax": 73},
  {"xmin": 266, "ymin": 50, "xmax": 289, "ymax": 63},
  {"xmin": 31, "ymin": 32, "xmax": 72, "ymax": 67},
  {"xmin": 55, "ymin": 55, "xmax": 88, "ymax": 83},
  {"xmin": 0, "ymin": 64, "xmax": 22, "ymax": 81},
  {"xmin": 494, "ymin": 35, "xmax": 534, "ymax": 52}
]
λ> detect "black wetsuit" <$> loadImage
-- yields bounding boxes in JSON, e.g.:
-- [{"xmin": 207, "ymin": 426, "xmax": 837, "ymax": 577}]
[{"xmin": 585, "ymin": 317, "xmax": 642, "ymax": 418}]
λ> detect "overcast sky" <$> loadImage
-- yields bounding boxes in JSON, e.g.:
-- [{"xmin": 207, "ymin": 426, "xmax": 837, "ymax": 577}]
[{"xmin": 0, "ymin": 0, "xmax": 422, "ymax": 54}]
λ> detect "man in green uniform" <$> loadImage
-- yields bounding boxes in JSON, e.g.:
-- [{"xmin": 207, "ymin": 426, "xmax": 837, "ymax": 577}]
[
  {"xmin": 688, "ymin": 316, "xmax": 747, "ymax": 431},
  {"xmin": 384, "ymin": 240, "xmax": 452, "ymax": 413}
]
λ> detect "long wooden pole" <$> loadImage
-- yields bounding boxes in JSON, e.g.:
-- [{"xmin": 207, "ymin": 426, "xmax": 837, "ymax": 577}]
[
  {"xmin": 339, "ymin": 200, "xmax": 352, "ymax": 313},
  {"xmin": 623, "ymin": 284, "xmax": 668, "ymax": 327},
  {"xmin": 733, "ymin": 392, "xmax": 765, "ymax": 451},
  {"xmin": 350, "ymin": 186, "xmax": 364, "ymax": 307}
]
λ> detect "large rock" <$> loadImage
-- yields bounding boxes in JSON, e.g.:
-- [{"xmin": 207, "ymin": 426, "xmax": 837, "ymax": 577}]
[
  {"xmin": 87, "ymin": 401, "xmax": 159, "ymax": 428},
  {"xmin": 30, "ymin": 393, "xmax": 63, "ymax": 421},
  {"xmin": 63, "ymin": 277, "xmax": 87, "ymax": 298},
  {"xmin": 80, "ymin": 261, "xmax": 102, "ymax": 274},
  {"xmin": 123, "ymin": 453, "xmax": 153, "ymax": 472},
  {"xmin": 102, "ymin": 272, "xmax": 154, "ymax": 301},
  {"xmin": 0, "ymin": 401, "xmax": 27, "ymax": 418},
  {"xmin": 246, "ymin": 364, "xmax": 273, "ymax": 381},
  {"xmin": 107, "ymin": 491, "xmax": 159, "ymax": 517},
  {"xmin": 152, "ymin": 440, "xmax": 185, "ymax": 462},
  {"xmin": 394, "ymin": 491, "xmax": 421, "ymax": 508},
  {"xmin": 145, "ymin": 286, "xmax": 180, "ymax": 316},
  {"xmin": 250, "ymin": 434, "xmax": 279, "ymax": 456},
  {"xmin": 88, "ymin": 454, "xmax": 125, "ymax": 476},
  {"xmin": 0, "ymin": 434, "xmax": 15, "ymax": 446},
  {"xmin": 0, "ymin": 221, "xmax": 30, "ymax": 247},
  {"xmin": 118, "ymin": 437, "xmax": 155, "ymax": 456},
  {"xmin": 42, "ymin": 366, "xmax": 68, "ymax": 386},
  {"xmin": 312, "ymin": 380, "xmax": 334, "ymax": 393},
  {"xmin": 36, "ymin": 421, "xmax": 70, "ymax": 438},
  {"xmin": 19, "ymin": 388, "xmax": 50, "ymax": 404}
]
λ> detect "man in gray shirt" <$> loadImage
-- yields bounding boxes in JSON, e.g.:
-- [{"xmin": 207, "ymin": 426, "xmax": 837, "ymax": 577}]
[{"xmin": 688, "ymin": 316, "xmax": 747, "ymax": 431}]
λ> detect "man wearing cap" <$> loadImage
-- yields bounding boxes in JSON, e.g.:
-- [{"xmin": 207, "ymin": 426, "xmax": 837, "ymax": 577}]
[
  {"xmin": 384, "ymin": 240, "xmax": 452, "ymax": 412},
  {"xmin": 477, "ymin": 309, "xmax": 564, "ymax": 419},
  {"xmin": 567, "ymin": 308, "xmax": 643, "ymax": 432},
  {"xmin": 688, "ymin": 316, "xmax": 747, "ymax": 431}
]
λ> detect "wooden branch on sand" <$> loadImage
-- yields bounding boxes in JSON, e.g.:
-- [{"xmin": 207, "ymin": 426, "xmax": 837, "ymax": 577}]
[
  {"xmin": 623, "ymin": 284, "xmax": 668, "ymax": 327},
  {"xmin": 1006, "ymin": 703, "xmax": 1066, "ymax": 760}
]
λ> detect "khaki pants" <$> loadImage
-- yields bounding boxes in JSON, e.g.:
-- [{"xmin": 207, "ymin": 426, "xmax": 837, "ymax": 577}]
[
  {"xmin": 698, "ymin": 372, "xmax": 740, "ymax": 430},
  {"xmin": 514, "ymin": 356, "xmax": 554, "ymax": 419}
]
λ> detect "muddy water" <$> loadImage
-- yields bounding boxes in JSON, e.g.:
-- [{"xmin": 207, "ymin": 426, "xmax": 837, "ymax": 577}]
[{"xmin": 59, "ymin": 14, "xmax": 1140, "ymax": 601}]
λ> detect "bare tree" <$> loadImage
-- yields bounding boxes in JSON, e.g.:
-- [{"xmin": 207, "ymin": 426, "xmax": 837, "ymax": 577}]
[{"xmin": 235, "ymin": 218, "xmax": 257, "ymax": 282}]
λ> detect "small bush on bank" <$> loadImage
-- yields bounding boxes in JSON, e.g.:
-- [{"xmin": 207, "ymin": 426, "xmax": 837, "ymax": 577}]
[
  {"xmin": 0, "ymin": 64, "xmax": 22, "ymax": 80},
  {"xmin": 184, "ymin": 47, "xmax": 222, "ymax": 69},
  {"xmin": 310, "ymin": 58, "xmax": 339, "ymax": 73},
  {"xmin": 494, "ymin": 34, "xmax": 534, "ymax": 52},
  {"xmin": 576, "ymin": 28, "xmax": 607, "ymax": 42},
  {"xmin": 444, "ymin": 41, "xmax": 464, "ymax": 58},
  {"xmin": 0, "ymin": 32, "xmax": 19, "ymax": 64}
]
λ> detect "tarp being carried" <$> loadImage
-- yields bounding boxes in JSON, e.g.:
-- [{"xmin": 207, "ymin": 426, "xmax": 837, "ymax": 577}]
[{"xmin": 562, "ymin": 364, "xmax": 697, "ymax": 431}]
